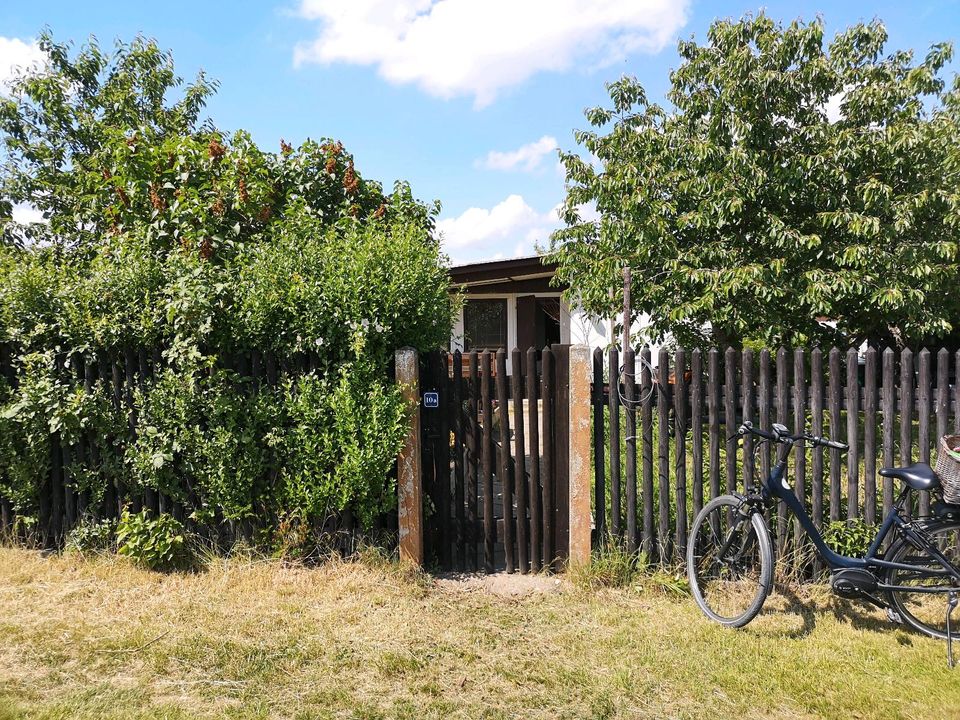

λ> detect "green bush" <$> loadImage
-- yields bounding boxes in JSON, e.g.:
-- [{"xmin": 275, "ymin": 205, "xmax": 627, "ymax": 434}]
[
  {"xmin": 116, "ymin": 509, "xmax": 189, "ymax": 571},
  {"xmin": 823, "ymin": 518, "xmax": 875, "ymax": 557},
  {"xmin": 65, "ymin": 517, "xmax": 117, "ymax": 555},
  {"xmin": 0, "ymin": 33, "xmax": 455, "ymax": 541}
]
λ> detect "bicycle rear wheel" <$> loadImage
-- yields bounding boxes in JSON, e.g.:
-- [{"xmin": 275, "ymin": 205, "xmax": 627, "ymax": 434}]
[
  {"xmin": 687, "ymin": 495, "xmax": 774, "ymax": 627},
  {"xmin": 885, "ymin": 521, "xmax": 960, "ymax": 640}
]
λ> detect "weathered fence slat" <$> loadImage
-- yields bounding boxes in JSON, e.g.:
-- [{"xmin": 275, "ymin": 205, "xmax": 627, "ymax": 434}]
[
  {"xmin": 900, "ymin": 348, "xmax": 914, "ymax": 518},
  {"xmin": 541, "ymin": 347, "xmax": 554, "ymax": 569},
  {"xmin": 742, "ymin": 349, "xmax": 755, "ymax": 489},
  {"xmin": 690, "ymin": 349, "xmax": 704, "ymax": 520},
  {"xmin": 917, "ymin": 349, "xmax": 931, "ymax": 516},
  {"xmin": 496, "ymin": 350, "xmax": 514, "ymax": 573},
  {"xmin": 674, "ymin": 348, "xmax": 687, "ymax": 558},
  {"xmin": 725, "ymin": 347, "xmax": 738, "ymax": 504},
  {"xmin": 511, "ymin": 349, "xmax": 529, "ymax": 574},
  {"xmin": 793, "ymin": 349, "xmax": 807, "ymax": 559},
  {"xmin": 828, "ymin": 348, "xmax": 842, "ymax": 524},
  {"xmin": 480, "ymin": 351, "xmax": 495, "ymax": 572},
  {"xmin": 453, "ymin": 350, "xmax": 466, "ymax": 571},
  {"xmin": 657, "ymin": 348, "xmax": 671, "ymax": 562},
  {"xmin": 846, "ymin": 347, "xmax": 860, "ymax": 521},
  {"xmin": 882, "ymin": 348, "xmax": 896, "ymax": 517},
  {"xmin": 468, "ymin": 352, "xmax": 481, "ymax": 570},
  {"xmin": 864, "ymin": 347, "xmax": 878, "ymax": 525},
  {"xmin": 624, "ymin": 347, "xmax": 638, "ymax": 553},
  {"xmin": 640, "ymin": 347, "xmax": 654, "ymax": 557},
  {"xmin": 607, "ymin": 347, "xmax": 622, "ymax": 540},
  {"xmin": 776, "ymin": 347, "xmax": 790, "ymax": 551},
  {"xmin": 810, "ymin": 348, "xmax": 825, "ymax": 575},
  {"xmin": 708, "ymin": 349, "xmax": 721, "ymax": 503},
  {"xmin": 526, "ymin": 347, "xmax": 542, "ymax": 573},
  {"xmin": 591, "ymin": 347, "xmax": 605, "ymax": 539}
]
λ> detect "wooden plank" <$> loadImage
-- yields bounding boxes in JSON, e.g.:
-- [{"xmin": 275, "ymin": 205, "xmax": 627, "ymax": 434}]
[
  {"xmin": 955, "ymin": 350, "xmax": 960, "ymax": 435},
  {"xmin": 607, "ymin": 348, "xmax": 622, "ymax": 540},
  {"xmin": 437, "ymin": 351, "xmax": 452, "ymax": 567},
  {"xmin": 511, "ymin": 349, "xmax": 529, "ymax": 574},
  {"xmin": 526, "ymin": 347, "xmax": 542, "ymax": 572},
  {"xmin": 690, "ymin": 349, "xmax": 704, "ymax": 520},
  {"xmin": 552, "ymin": 344, "xmax": 571, "ymax": 569},
  {"xmin": 864, "ymin": 347, "xmax": 878, "ymax": 525},
  {"xmin": 936, "ymin": 348, "xmax": 950, "ymax": 479},
  {"xmin": 592, "ymin": 347, "xmax": 606, "ymax": 539},
  {"xmin": 625, "ymin": 348, "xmax": 638, "ymax": 553},
  {"xmin": 777, "ymin": 347, "xmax": 790, "ymax": 550},
  {"xmin": 759, "ymin": 349, "xmax": 772, "ymax": 480},
  {"xmin": 454, "ymin": 350, "xmax": 466, "ymax": 571},
  {"xmin": 481, "ymin": 351, "xmax": 495, "ymax": 572},
  {"xmin": 496, "ymin": 349, "xmax": 515, "ymax": 573},
  {"xmin": 640, "ymin": 347, "xmax": 654, "ymax": 557},
  {"xmin": 674, "ymin": 348, "xmax": 687, "ymax": 561},
  {"xmin": 541, "ymin": 348, "xmax": 554, "ymax": 570},
  {"xmin": 882, "ymin": 348, "xmax": 896, "ymax": 517},
  {"xmin": 657, "ymin": 348, "xmax": 671, "ymax": 563},
  {"xmin": 917, "ymin": 349, "xmax": 931, "ymax": 516},
  {"xmin": 846, "ymin": 347, "xmax": 860, "ymax": 521},
  {"xmin": 725, "ymin": 347, "xmax": 738, "ymax": 503},
  {"xmin": 742, "ymin": 349, "xmax": 755, "ymax": 489},
  {"xmin": 810, "ymin": 348, "xmax": 825, "ymax": 574},
  {"xmin": 469, "ymin": 352, "xmax": 481, "ymax": 570},
  {"xmin": 828, "ymin": 347, "xmax": 842, "ymax": 523},
  {"xmin": 900, "ymin": 348, "xmax": 914, "ymax": 518},
  {"xmin": 793, "ymin": 349, "xmax": 807, "ymax": 556},
  {"xmin": 707, "ymin": 349, "xmax": 721, "ymax": 502}
]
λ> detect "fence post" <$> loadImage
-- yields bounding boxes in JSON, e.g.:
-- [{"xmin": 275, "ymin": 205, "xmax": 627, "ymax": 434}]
[
  {"xmin": 567, "ymin": 345, "xmax": 592, "ymax": 567},
  {"xmin": 395, "ymin": 348, "xmax": 424, "ymax": 566}
]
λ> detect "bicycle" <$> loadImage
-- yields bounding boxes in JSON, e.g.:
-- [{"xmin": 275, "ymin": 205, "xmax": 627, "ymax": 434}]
[{"xmin": 686, "ymin": 420, "xmax": 960, "ymax": 666}]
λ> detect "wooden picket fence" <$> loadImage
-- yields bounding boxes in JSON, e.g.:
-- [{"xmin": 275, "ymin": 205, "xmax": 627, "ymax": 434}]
[
  {"xmin": 592, "ymin": 346, "xmax": 960, "ymax": 568},
  {"xmin": 0, "ymin": 344, "xmax": 390, "ymax": 545},
  {"xmin": 418, "ymin": 347, "xmax": 571, "ymax": 573}
]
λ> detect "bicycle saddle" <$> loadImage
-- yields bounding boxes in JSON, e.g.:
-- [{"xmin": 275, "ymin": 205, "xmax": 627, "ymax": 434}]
[{"xmin": 878, "ymin": 463, "xmax": 940, "ymax": 492}]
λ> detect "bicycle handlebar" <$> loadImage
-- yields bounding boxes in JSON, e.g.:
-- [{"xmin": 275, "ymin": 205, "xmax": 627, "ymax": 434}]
[{"xmin": 737, "ymin": 421, "xmax": 848, "ymax": 451}]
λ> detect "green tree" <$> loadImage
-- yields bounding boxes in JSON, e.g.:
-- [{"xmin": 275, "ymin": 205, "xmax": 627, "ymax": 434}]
[{"xmin": 551, "ymin": 15, "xmax": 960, "ymax": 349}]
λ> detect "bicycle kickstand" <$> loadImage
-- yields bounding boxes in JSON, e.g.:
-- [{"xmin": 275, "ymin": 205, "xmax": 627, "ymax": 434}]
[{"xmin": 948, "ymin": 591, "xmax": 959, "ymax": 669}]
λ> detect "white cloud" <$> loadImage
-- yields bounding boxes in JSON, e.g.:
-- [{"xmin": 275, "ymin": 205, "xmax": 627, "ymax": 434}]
[
  {"xmin": 824, "ymin": 92, "xmax": 844, "ymax": 123},
  {"xmin": 0, "ymin": 37, "xmax": 44, "ymax": 93},
  {"xmin": 478, "ymin": 135, "xmax": 557, "ymax": 172},
  {"xmin": 293, "ymin": 0, "xmax": 690, "ymax": 107},
  {"xmin": 438, "ymin": 194, "xmax": 560, "ymax": 263},
  {"xmin": 12, "ymin": 203, "xmax": 45, "ymax": 224}
]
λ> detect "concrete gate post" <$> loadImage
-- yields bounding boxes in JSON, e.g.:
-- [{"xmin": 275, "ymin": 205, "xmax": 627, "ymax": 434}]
[{"xmin": 395, "ymin": 348, "xmax": 424, "ymax": 565}]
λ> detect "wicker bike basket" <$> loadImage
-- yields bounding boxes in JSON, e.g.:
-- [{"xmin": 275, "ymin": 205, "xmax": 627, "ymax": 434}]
[{"xmin": 935, "ymin": 435, "xmax": 960, "ymax": 504}]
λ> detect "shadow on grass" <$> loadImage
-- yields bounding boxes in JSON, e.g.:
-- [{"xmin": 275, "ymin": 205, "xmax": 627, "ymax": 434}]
[{"xmin": 758, "ymin": 583, "xmax": 905, "ymax": 640}]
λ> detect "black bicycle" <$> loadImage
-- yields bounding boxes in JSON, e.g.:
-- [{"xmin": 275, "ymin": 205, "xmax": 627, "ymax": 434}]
[{"xmin": 687, "ymin": 421, "xmax": 960, "ymax": 664}]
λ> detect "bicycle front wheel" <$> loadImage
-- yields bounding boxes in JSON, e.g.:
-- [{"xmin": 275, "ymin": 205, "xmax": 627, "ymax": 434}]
[
  {"xmin": 885, "ymin": 521, "xmax": 960, "ymax": 640},
  {"xmin": 687, "ymin": 495, "xmax": 774, "ymax": 628}
]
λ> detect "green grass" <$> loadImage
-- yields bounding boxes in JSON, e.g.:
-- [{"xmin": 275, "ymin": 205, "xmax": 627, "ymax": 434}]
[{"xmin": 0, "ymin": 548, "xmax": 957, "ymax": 719}]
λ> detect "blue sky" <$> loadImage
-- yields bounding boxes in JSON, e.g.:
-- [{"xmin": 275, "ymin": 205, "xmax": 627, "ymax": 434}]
[{"xmin": 2, "ymin": 1, "xmax": 959, "ymax": 264}]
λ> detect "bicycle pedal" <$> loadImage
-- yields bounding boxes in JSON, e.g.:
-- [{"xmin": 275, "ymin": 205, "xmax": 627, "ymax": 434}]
[{"xmin": 886, "ymin": 608, "xmax": 904, "ymax": 625}]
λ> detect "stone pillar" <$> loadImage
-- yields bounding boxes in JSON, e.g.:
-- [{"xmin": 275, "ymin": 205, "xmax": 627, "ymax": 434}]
[
  {"xmin": 395, "ymin": 348, "xmax": 423, "ymax": 565},
  {"xmin": 568, "ymin": 344, "xmax": 593, "ymax": 566}
]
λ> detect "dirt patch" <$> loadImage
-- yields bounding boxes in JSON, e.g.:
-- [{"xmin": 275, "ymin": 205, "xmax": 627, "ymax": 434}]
[{"xmin": 433, "ymin": 571, "xmax": 566, "ymax": 598}]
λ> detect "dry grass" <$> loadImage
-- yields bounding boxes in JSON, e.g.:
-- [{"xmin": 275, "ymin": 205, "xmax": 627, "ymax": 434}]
[{"xmin": 0, "ymin": 548, "xmax": 956, "ymax": 720}]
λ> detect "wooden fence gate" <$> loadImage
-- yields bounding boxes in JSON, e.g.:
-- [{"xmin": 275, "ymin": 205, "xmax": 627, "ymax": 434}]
[{"xmin": 418, "ymin": 347, "xmax": 573, "ymax": 573}]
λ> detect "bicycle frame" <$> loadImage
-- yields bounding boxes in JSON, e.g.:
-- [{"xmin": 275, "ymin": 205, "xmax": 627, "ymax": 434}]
[{"xmin": 750, "ymin": 439, "xmax": 960, "ymax": 588}]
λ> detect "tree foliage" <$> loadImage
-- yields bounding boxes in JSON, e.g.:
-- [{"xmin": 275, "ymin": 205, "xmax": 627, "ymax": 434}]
[
  {"xmin": 0, "ymin": 33, "xmax": 453, "ymax": 534},
  {"xmin": 551, "ymin": 15, "xmax": 960, "ymax": 349}
]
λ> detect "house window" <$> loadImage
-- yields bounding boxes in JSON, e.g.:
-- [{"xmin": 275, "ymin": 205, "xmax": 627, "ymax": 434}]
[{"xmin": 463, "ymin": 299, "xmax": 507, "ymax": 351}]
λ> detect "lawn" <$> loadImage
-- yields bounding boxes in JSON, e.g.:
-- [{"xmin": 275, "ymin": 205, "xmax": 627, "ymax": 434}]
[{"xmin": 0, "ymin": 547, "xmax": 956, "ymax": 719}]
